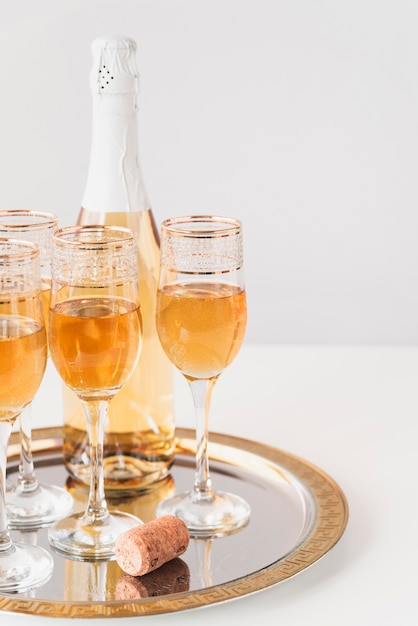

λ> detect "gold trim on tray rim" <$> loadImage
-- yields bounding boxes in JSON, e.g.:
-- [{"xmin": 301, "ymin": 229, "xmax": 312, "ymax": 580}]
[{"xmin": 1, "ymin": 427, "xmax": 349, "ymax": 618}]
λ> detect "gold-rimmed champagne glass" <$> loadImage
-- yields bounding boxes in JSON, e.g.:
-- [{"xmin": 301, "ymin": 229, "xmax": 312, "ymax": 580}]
[
  {"xmin": 47, "ymin": 225, "xmax": 143, "ymax": 559},
  {"xmin": 0, "ymin": 237, "xmax": 53, "ymax": 591},
  {"xmin": 155, "ymin": 215, "xmax": 250, "ymax": 537},
  {"xmin": 0, "ymin": 210, "xmax": 74, "ymax": 528}
]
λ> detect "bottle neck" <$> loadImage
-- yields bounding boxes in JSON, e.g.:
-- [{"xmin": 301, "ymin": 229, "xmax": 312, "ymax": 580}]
[{"xmin": 82, "ymin": 92, "xmax": 150, "ymax": 213}]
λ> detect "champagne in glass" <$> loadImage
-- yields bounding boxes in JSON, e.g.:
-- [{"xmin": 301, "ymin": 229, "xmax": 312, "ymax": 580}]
[
  {"xmin": 155, "ymin": 216, "xmax": 250, "ymax": 537},
  {"xmin": 47, "ymin": 225, "xmax": 143, "ymax": 559},
  {"xmin": 0, "ymin": 210, "xmax": 74, "ymax": 529},
  {"xmin": 0, "ymin": 238, "xmax": 53, "ymax": 591}
]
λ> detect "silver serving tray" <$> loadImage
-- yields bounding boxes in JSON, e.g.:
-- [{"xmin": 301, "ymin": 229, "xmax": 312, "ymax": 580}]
[{"xmin": 0, "ymin": 427, "xmax": 348, "ymax": 618}]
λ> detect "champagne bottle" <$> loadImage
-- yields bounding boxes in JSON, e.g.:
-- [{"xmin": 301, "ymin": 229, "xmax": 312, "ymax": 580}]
[{"xmin": 63, "ymin": 35, "xmax": 175, "ymax": 491}]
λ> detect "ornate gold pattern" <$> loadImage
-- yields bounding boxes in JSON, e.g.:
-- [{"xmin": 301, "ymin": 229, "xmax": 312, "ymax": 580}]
[{"xmin": 1, "ymin": 427, "xmax": 348, "ymax": 618}]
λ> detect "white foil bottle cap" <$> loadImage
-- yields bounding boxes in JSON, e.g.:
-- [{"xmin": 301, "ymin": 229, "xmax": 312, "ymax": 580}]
[{"xmin": 90, "ymin": 36, "xmax": 139, "ymax": 94}]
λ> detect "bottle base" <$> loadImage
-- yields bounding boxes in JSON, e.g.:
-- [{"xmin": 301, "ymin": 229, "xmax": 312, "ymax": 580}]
[{"xmin": 65, "ymin": 455, "xmax": 174, "ymax": 494}]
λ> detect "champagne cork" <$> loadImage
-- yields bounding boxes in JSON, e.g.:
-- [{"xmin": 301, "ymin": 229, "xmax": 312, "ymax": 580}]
[{"xmin": 115, "ymin": 515, "xmax": 190, "ymax": 576}]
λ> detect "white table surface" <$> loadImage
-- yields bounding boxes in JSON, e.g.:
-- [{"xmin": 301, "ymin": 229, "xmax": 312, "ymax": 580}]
[{"xmin": 6, "ymin": 344, "xmax": 418, "ymax": 625}]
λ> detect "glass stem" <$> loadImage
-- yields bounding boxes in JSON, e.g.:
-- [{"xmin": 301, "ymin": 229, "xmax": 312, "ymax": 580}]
[
  {"xmin": 82, "ymin": 399, "xmax": 109, "ymax": 524},
  {"xmin": 0, "ymin": 420, "xmax": 13, "ymax": 552},
  {"xmin": 17, "ymin": 404, "xmax": 38, "ymax": 492},
  {"xmin": 187, "ymin": 377, "xmax": 217, "ymax": 503}
]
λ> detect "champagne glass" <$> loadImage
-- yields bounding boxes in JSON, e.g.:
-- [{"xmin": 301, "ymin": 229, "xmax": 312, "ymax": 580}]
[
  {"xmin": 155, "ymin": 216, "xmax": 250, "ymax": 537},
  {"xmin": 0, "ymin": 237, "xmax": 53, "ymax": 591},
  {"xmin": 0, "ymin": 210, "xmax": 74, "ymax": 528},
  {"xmin": 47, "ymin": 225, "xmax": 143, "ymax": 559}
]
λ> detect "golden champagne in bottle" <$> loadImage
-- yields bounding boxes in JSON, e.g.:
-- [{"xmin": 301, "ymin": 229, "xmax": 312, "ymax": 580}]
[{"xmin": 63, "ymin": 36, "xmax": 175, "ymax": 491}]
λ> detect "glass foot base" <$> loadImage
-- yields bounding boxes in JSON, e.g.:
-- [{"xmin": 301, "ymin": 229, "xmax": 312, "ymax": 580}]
[
  {"xmin": 156, "ymin": 490, "xmax": 251, "ymax": 538},
  {"xmin": 0, "ymin": 543, "xmax": 53, "ymax": 593},
  {"xmin": 48, "ymin": 510, "xmax": 143, "ymax": 561},
  {"xmin": 6, "ymin": 483, "xmax": 74, "ymax": 529}
]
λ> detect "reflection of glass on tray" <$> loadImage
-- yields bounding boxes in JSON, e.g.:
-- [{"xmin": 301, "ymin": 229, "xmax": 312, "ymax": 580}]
[{"xmin": 64, "ymin": 560, "xmax": 122, "ymax": 602}]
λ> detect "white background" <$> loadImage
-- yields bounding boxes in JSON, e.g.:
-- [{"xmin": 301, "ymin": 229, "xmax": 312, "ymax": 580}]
[
  {"xmin": 1, "ymin": 0, "xmax": 418, "ymax": 345},
  {"xmin": 1, "ymin": 5, "xmax": 418, "ymax": 625}
]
